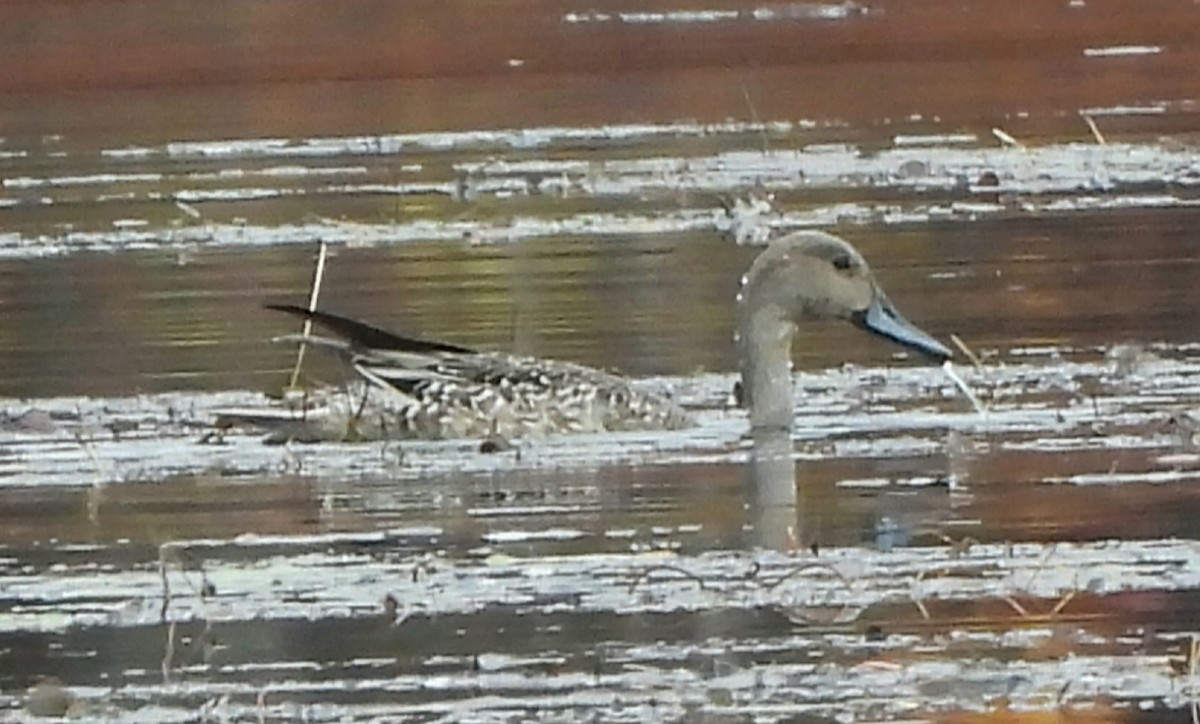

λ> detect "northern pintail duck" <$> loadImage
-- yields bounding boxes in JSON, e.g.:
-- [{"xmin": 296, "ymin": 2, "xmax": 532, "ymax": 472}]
[{"xmin": 217, "ymin": 231, "xmax": 951, "ymax": 442}]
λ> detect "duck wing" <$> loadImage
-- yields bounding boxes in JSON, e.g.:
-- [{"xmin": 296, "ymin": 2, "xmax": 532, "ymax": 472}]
[{"xmin": 267, "ymin": 303, "xmax": 488, "ymax": 394}]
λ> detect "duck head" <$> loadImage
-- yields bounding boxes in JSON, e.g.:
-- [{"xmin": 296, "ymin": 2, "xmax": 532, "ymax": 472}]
[{"xmin": 736, "ymin": 231, "xmax": 952, "ymax": 431}]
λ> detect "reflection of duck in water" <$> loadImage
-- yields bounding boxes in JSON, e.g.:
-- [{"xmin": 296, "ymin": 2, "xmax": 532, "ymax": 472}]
[{"xmin": 218, "ymin": 231, "xmax": 951, "ymax": 443}]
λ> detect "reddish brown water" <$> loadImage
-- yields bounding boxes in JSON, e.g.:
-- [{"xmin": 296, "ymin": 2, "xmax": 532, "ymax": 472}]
[
  {"xmin": 2, "ymin": 0, "xmax": 1198, "ymax": 142},
  {"xmin": 2, "ymin": 1, "xmax": 1200, "ymax": 720}
]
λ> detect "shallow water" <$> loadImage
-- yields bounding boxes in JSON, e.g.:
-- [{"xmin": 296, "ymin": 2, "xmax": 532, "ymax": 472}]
[{"xmin": 3, "ymin": 0, "xmax": 1200, "ymax": 721}]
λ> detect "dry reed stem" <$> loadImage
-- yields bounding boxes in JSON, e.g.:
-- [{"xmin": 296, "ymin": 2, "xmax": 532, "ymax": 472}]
[
  {"xmin": 911, "ymin": 568, "xmax": 938, "ymax": 620},
  {"xmin": 1050, "ymin": 589, "xmax": 1077, "ymax": 616},
  {"xmin": 288, "ymin": 240, "xmax": 330, "ymax": 389},
  {"xmin": 161, "ymin": 620, "xmax": 176, "ymax": 684},
  {"xmin": 999, "ymin": 594, "xmax": 1030, "ymax": 618},
  {"xmin": 992, "ymin": 127, "xmax": 1025, "ymax": 149},
  {"xmin": 739, "ymin": 79, "xmax": 770, "ymax": 155},
  {"xmin": 942, "ymin": 361, "xmax": 987, "ymax": 416},
  {"xmin": 1082, "ymin": 114, "xmax": 1107, "ymax": 145},
  {"xmin": 913, "ymin": 595, "xmax": 931, "ymax": 621},
  {"xmin": 950, "ymin": 333, "xmax": 984, "ymax": 371}
]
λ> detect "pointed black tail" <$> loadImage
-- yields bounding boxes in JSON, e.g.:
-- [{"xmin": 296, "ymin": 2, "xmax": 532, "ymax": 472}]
[{"xmin": 265, "ymin": 304, "xmax": 474, "ymax": 355}]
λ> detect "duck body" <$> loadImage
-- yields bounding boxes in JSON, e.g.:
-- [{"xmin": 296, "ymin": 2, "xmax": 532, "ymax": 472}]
[
  {"xmin": 354, "ymin": 345, "xmax": 693, "ymax": 440},
  {"xmin": 217, "ymin": 305, "xmax": 691, "ymax": 443}
]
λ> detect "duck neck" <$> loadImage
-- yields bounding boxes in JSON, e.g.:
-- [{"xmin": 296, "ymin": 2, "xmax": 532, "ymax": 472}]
[{"xmin": 737, "ymin": 301, "xmax": 798, "ymax": 433}]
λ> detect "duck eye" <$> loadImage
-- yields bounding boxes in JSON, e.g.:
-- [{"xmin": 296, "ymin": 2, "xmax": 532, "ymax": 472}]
[{"xmin": 832, "ymin": 254, "xmax": 854, "ymax": 272}]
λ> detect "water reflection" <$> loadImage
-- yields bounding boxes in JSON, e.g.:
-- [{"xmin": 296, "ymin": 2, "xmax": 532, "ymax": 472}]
[{"xmin": 745, "ymin": 429, "xmax": 798, "ymax": 550}]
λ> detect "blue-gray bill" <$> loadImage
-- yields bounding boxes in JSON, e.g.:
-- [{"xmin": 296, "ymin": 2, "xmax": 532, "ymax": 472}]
[{"xmin": 855, "ymin": 295, "xmax": 953, "ymax": 362}]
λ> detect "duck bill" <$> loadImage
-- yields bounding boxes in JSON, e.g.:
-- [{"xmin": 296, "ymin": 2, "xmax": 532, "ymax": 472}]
[{"xmin": 855, "ymin": 293, "xmax": 953, "ymax": 362}]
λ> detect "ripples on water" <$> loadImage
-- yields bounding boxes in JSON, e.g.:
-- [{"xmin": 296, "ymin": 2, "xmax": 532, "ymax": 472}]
[{"xmin": 4, "ymin": 1, "xmax": 1200, "ymax": 720}]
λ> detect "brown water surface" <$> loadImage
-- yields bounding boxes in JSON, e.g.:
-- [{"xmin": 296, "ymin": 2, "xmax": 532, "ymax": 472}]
[{"xmin": 2, "ymin": 1, "xmax": 1200, "ymax": 721}]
